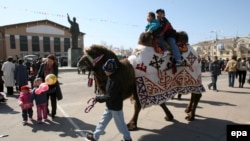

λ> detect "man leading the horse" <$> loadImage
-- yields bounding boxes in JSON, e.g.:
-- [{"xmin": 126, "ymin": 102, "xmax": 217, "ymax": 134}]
[{"xmin": 87, "ymin": 59, "xmax": 132, "ymax": 141}]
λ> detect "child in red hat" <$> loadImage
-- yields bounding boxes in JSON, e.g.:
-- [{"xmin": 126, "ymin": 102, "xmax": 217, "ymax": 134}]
[{"xmin": 18, "ymin": 85, "xmax": 33, "ymax": 125}]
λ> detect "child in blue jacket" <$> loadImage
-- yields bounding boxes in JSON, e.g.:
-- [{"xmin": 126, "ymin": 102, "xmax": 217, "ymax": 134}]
[
  {"xmin": 145, "ymin": 12, "xmax": 160, "ymax": 33},
  {"xmin": 30, "ymin": 78, "xmax": 55, "ymax": 123}
]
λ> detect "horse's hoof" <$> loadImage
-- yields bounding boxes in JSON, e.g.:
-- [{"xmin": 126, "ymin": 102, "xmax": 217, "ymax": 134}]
[
  {"xmin": 185, "ymin": 116, "xmax": 195, "ymax": 121},
  {"xmin": 185, "ymin": 113, "xmax": 195, "ymax": 121},
  {"xmin": 185, "ymin": 108, "xmax": 191, "ymax": 113},
  {"xmin": 127, "ymin": 122, "xmax": 138, "ymax": 131},
  {"xmin": 165, "ymin": 116, "xmax": 174, "ymax": 121},
  {"xmin": 128, "ymin": 127, "xmax": 138, "ymax": 131}
]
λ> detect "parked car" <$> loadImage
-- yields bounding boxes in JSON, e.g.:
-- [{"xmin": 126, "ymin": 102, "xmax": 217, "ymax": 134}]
[{"xmin": 23, "ymin": 55, "xmax": 38, "ymax": 63}]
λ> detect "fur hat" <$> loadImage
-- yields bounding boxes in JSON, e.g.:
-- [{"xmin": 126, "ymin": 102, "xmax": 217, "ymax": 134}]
[
  {"xmin": 102, "ymin": 59, "xmax": 118, "ymax": 72},
  {"xmin": 21, "ymin": 85, "xmax": 30, "ymax": 91}
]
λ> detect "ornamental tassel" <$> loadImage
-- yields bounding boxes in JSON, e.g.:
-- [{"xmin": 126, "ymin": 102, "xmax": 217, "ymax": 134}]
[{"xmin": 88, "ymin": 71, "xmax": 94, "ymax": 87}]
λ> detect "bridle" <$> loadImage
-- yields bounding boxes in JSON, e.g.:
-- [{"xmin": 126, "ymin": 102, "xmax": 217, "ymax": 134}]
[
  {"xmin": 85, "ymin": 54, "xmax": 104, "ymax": 87},
  {"xmin": 84, "ymin": 54, "xmax": 105, "ymax": 113},
  {"xmin": 87, "ymin": 54, "xmax": 104, "ymax": 67}
]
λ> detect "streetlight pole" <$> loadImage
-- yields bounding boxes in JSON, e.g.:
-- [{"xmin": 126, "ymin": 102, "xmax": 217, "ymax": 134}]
[{"xmin": 211, "ymin": 30, "xmax": 223, "ymax": 57}]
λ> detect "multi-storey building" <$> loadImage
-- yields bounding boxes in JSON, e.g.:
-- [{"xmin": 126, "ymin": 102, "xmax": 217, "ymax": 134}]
[
  {"xmin": 193, "ymin": 36, "xmax": 250, "ymax": 59},
  {"xmin": 0, "ymin": 19, "xmax": 85, "ymax": 60}
]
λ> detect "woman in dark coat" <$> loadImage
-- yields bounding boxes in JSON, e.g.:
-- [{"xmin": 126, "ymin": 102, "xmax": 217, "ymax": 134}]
[{"xmin": 37, "ymin": 55, "xmax": 62, "ymax": 118}]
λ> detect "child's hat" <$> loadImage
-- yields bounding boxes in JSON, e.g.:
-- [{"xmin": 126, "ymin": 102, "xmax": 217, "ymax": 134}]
[
  {"xmin": 21, "ymin": 85, "xmax": 29, "ymax": 91},
  {"xmin": 102, "ymin": 59, "xmax": 118, "ymax": 72}
]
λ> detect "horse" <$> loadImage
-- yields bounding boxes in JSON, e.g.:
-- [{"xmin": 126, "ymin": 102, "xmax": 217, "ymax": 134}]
[{"xmin": 78, "ymin": 31, "xmax": 205, "ymax": 131}]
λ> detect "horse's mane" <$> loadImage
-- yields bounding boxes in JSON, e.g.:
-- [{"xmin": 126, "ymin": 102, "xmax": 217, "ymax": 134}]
[
  {"xmin": 176, "ymin": 31, "xmax": 189, "ymax": 44},
  {"xmin": 138, "ymin": 32, "xmax": 153, "ymax": 47},
  {"xmin": 137, "ymin": 31, "xmax": 189, "ymax": 47},
  {"xmin": 85, "ymin": 44, "xmax": 120, "ymax": 65}
]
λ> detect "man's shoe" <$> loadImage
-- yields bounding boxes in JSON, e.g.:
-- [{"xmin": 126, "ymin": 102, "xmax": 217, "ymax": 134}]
[
  {"xmin": 207, "ymin": 85, "xmax": 211, "ymax": 90},
  {"xmin": 161, "ymin": 51, "xmax": 169, "ymax": 58},
  {"xmin": 175, "ymin": 60, "xmax": 183, "ymax": 66},
  {"xmin": 86, "ymin": 133, "xmax": 96, "ymax": 141},
  {"xmin": 22, "ymin": 120, "xmax": 27, "ymax": 125}
]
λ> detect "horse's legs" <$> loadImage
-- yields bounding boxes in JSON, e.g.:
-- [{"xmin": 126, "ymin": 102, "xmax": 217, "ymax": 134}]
[
  {"xmin": 185, "ymin": 93, "xmax": 194, "ymax": 113},
  {"xmin": 185, "ymin": 93, "xmax": 202, "ymax": 121},
  {"xmin": 177, "ymin": 94, "xmax": 182, "ymax": 100},
  {"xmin": 160, "ymin": 103, "xmax": 174, "ymax": 121},
  {"xmin": 127, "ymin": 100, "xmax": 141, "ymax": 131}
]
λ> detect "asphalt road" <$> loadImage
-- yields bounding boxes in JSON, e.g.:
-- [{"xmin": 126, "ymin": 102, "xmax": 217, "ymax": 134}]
[{"xmin": 1, "ymin": 71, "xmax": 250, "ymax": 141}]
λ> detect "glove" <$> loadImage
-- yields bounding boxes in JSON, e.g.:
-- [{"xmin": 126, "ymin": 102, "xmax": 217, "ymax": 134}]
[{"xmin": 95, "ymin": 95, "xmax": 108, "ymax": 103}]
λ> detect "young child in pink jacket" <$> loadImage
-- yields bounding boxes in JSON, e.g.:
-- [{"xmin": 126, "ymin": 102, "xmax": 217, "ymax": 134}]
[{"xmin": 18, "ymin": 85, "xmax": 33, "ymax": 125}]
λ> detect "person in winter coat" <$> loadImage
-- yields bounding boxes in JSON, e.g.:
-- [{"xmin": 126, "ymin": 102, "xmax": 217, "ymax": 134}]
[
  {"xmin": 30, "ymin": 78, "xmax": 55, "ymax": 123},
  {"xmin": 145, "ymin": 12, "xmax": 160, "ymax": 33},
  {"xmin": 87, "ymin": 59, "xmax": 132, "ymax": 141},
  {"xmin": 237, "ymin": 57, "xmax": 247, "ymax": 88},
  {"xmin": 18, "ymin": 85, "xmax": 33, "ymax": 125},
  {"xmin": 14, "ymin": 59, "xmax": 29, "ymax": 91},
  {"xmin": 224, "ymin": 55, "xmax": 238, "ymax": 87},
  {"xmin": 36, "ymin": 54, "xmax": 62, "ymax": 118},
  {"xmin": 155, "ymin": 9, "xmax": 182, "ymax": 66},
  {"xmin": 207, "ymin": 56, "xmax": 221, "ymax": 91},
  {"xmin": 1, "ymin": 56, "xmax": 15, "ymax": 95},
  {"xmin": 0, "ymin": 60, "xmax": 4, "ymax": 92}
]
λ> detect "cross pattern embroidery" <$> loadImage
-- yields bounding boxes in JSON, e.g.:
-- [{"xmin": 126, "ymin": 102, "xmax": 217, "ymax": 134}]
[
  {"xmin": 149, "ymin": 54, "xmax": 164, "ymax": 70},
  {"xmin": 136, "ymin": 62, "xmax": 147, "ymax": 72},
  {"xmin": 186, "ymin": 52, "xmax": 197, "ymax": 65}
]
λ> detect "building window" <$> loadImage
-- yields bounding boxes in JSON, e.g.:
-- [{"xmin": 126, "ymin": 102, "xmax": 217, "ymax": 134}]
[
  {"xmin": 43, "ymin": 37, "xmax": 50, "ymax": 52},
  {"xmin": 64, "ymin": 38, "xmax": 70, "ymax": 52},
  {"xmin": 32, "ymin": 36, "xmax": 40, "ymax": 52},
  {"xmin": 54, "ymin": 37, "xmax": 61, "ymax": 52},
  {"xmin": 20, "ymin": 35, "xmax": 28, "ymax": 51},
  {"xmin": 10, "ymin": 35, "xmax": 16, "ymax": 49}
]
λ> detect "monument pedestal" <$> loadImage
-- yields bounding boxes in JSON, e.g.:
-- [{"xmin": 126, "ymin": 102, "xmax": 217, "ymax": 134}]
[{"xmin": 68, "ymin": 48, "xmax": 82, "ymax": 67}]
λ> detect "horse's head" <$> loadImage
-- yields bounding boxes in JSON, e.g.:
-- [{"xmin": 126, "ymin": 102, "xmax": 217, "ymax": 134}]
[
  {"xmin": 77, "ymin": 55, "xmax": 93, "ymax": 71},
  {"xmin": 138, "ymin": 32, "xmax": 154, "ymax": 47},
  {"xmin": 78, "ymin": 45, "xmax": 119, "ymax": 93}
]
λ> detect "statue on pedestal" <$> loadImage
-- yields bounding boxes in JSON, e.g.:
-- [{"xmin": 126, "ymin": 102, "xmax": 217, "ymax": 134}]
[{"xmin": 67, "ymin": 13, "xmax": 80, "ymax": 48}]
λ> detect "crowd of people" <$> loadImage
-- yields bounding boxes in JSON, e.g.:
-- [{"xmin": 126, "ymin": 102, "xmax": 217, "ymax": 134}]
[
  {"xmin": 207, "ymin": 55, "xmax": 250, "ymax": 92},
  {"xmin": 1, "ymin": 54, "xmax": 62, "ymax": 125}
]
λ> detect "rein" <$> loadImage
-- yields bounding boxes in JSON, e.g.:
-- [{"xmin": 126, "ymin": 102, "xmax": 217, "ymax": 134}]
[{"xmin": 84, "ymin": 97, "xmax": 97, "ymax": 113}]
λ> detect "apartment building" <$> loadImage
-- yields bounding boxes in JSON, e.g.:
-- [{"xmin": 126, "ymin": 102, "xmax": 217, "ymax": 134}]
[{"xmin": 193, "ymin": 36, "xmax": 250, "ymax": 59}]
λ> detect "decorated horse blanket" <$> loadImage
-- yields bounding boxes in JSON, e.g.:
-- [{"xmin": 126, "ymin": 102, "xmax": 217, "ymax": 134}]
[{"xmin": 128, "ymin": 44, "xmax": 205, "ymax": 108}]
